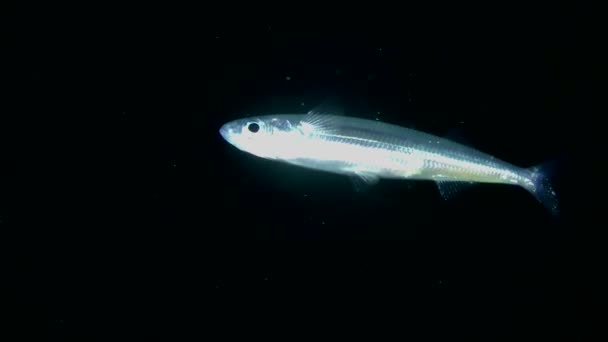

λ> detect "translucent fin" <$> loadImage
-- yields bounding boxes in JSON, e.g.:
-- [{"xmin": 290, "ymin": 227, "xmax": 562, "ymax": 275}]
[
  {"xmin": 306, "ymin": 96, "xmax": 344, "ymax": 117},
  {"xmin": 301, "ymin": 97, "xmax": 344, "ymax": 133},
  {"xmin": 356, "ymin": 172, "xmax": 379, "ymax": 185},
  {"xmin": 300, "ymin": 113, "xmax": 341, "ymax": 134},
  {"xmin": 436, "ymin": 180, "xmax": 474, "ymax": 200},
  {"xmin": 444, "ymin": 127, "xmax": 471, "ymax": 146},
  {"xmin": 350, "ymin": 172, "xmax": 379, "ymax": 192},
  {"xmin": 523, "ymin": 160, "xmax": 559, "ymax": 216},
  {"xmin": 350, "ymin": 177, "xmax": 371, "ymax": 192}
]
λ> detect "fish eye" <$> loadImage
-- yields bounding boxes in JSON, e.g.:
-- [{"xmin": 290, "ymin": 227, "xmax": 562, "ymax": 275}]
[{"xmin": 247, "ymin": 122, "xmax": 260, "ymax": 133}]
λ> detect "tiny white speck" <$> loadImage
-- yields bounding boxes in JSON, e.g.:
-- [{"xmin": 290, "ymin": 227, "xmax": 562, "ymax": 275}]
[
  {"xmin": 264, "ymin": 277, "xmax": 268, "ymax": 280},
  {"xmin": 285, "ymin": 76, "xmax": 291, "ymax": 80},
  {"xmin": 215, "ymin": 36, "xmax": 220, "ymax": 39},
  {"xmin": 301, "ymin": 102, "xmax": 305, "ymax": 106},
  {"xmin": 321, "ymin": 221, "xmax": 325, "ymax": 225},
  {"xmin": 303, "ymin": 194, "xmax": 308, "ymax": 197},
  {"xmin": 460, "ymin": 121, "xmax": 464, "ymax": 124},
  {"xmin": 375, "ymin": 117, "xmax": 380, "ymax": 121}
]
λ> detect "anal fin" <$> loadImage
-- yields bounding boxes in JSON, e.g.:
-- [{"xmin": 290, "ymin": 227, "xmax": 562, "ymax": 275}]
[
  {"xmin": 436, "ymin": 181, "xmax": 474, "ymax": 200},
  {"xmin": 350, "ymin": 172, "xmax": 379, "ymax": 192}
]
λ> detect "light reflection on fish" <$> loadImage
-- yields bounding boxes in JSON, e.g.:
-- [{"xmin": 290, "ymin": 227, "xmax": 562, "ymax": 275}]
[{"xmin": 219, "ymin": 103, "xmax": 558, "ymax": 215}]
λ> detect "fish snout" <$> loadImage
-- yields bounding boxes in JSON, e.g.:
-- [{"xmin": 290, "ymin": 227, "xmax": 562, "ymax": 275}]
[{"xmin": 219, "ymin": 125, "xmax": 232, "ymax": 141}]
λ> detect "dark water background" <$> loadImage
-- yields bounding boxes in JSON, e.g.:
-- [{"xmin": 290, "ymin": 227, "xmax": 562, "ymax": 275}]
[{"xmin": 2, "ymin": 3, "xmax": 596, "ymax": 340}]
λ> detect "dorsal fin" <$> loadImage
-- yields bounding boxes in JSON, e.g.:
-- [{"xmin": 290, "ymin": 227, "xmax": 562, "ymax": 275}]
[
  {"xmin": 301, "ymin": 97, "xmax": 344, "ymax": 134},
  {"xmin": 306, "ymin": 96, "xmax": 344, "ymax": 117},
  {"xmin": 444, "ymin": 126, "xmax": 471, "ymax": 146}
]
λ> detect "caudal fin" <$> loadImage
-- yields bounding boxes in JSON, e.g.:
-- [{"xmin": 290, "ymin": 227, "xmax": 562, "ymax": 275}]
[{"xmin": 524, "ymin": 161, "xmax": 559, "ymax": 216}]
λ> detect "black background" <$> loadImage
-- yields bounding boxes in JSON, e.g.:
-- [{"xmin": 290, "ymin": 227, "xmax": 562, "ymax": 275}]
[{"xmin": 2, "ymin": 3, "xmax": 597, "ymax": 340}]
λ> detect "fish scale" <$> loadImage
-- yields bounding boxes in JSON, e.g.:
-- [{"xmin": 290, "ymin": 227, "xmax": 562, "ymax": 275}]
[{"xmin": 310, "ymin": 120, "xmax": 515, "ymax": 184}]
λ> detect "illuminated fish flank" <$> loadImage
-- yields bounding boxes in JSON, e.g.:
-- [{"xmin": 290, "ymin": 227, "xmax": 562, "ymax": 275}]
[{"xmin": 219, "ymin": 104, "xmax": 558, "ymax": 215}]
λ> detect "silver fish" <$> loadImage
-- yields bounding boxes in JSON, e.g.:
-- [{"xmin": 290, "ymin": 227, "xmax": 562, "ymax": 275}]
[{"xmin": 219, "ymin": 104, "xmax": 558, "ymax": 215}]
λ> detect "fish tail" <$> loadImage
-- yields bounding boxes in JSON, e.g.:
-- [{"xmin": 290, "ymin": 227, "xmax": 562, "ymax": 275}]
[{"xmin": 522, "ymin": 160, "xmax": 559, "ymax": 216}]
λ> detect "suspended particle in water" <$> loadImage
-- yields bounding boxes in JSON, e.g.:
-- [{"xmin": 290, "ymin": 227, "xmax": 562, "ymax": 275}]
[{"xmin": 432, "ymin": 280, "xmax": 445, "ymax": 288}]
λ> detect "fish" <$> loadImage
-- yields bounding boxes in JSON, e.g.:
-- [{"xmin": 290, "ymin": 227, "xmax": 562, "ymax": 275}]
[{"xmin": 219, "ymin": 102, "xmax": 558, "ymax": 215}]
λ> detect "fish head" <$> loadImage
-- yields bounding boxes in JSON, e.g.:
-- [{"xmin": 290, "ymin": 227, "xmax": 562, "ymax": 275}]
[{"xmin": 219, "ymin": 115, "xmax": 302, "ymax": 159}]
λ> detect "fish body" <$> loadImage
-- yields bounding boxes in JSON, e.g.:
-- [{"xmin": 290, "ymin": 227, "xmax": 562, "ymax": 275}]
[{"xmin": 219, "ymin": 106, "xmax": 558, "ymax": 215}]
